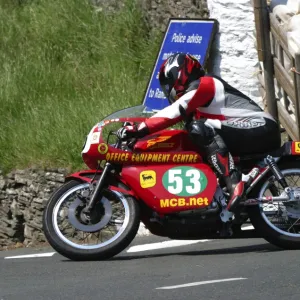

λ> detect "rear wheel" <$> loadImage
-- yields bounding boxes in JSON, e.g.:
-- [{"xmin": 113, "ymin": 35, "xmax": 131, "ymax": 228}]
[
  {"xmin": 43, "ymin": 180, "xmax": 140, "ymax": 260},
  {"xmin": 248, "ymin": 160, "xmax": 300, "ymax": 249}
]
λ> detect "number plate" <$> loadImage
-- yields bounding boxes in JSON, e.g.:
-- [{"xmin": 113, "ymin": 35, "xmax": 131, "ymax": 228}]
[{"xmin": 292, "ymin": 142, "xmax": 300, "ymax": 155}]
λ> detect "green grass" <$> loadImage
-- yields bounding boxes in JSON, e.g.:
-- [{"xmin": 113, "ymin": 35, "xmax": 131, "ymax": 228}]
[{"xmin": 0, "ymin": 0, "xmax": 162, "ymax": 173}]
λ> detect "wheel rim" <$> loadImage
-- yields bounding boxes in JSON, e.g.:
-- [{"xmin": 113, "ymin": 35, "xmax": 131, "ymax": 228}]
[
  {"xmin": 52, "ymin": 183, "xmax": 130, "ymax": 250},
  {"xmin": 259, "ymin": 168, "xmax": 300, "ymax": 237}
]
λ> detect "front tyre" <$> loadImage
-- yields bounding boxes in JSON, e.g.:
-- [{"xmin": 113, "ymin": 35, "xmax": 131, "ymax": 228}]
[
  {"xmin": 248, "ymin": 160, "xmax": 300, "ymax": 249},
  {"xmin": 42, "ymin": 180, "xmax": 140, "ymax": 260}
]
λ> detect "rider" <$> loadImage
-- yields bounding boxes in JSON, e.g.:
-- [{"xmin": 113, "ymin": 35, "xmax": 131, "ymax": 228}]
[{"xmin": 117, "ymin": 53, "xmax": 281, "ymax": 214}]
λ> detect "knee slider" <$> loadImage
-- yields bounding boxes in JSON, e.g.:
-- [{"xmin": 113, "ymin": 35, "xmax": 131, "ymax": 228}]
[
  {"xmin": 188, "ymin": 120, "xmax": 215, "ymax": 147},
  {"xmin": 205, "ymin": 134, "xmax": 229, "ymax": 157}
]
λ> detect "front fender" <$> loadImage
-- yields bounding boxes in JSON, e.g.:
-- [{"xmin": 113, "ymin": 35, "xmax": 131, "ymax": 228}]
[
  {"xmin": 65, "ymin": 170, "xmax": 138, "ymax": 198},
  {"xmin": 66, "ymin": 170, "xmax": 103, "ymax": 183}
]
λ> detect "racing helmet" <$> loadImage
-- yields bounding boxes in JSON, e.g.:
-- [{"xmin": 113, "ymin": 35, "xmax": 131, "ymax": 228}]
[{"xmin": 158, "ymin": 53, "xmax": 205, "ymax": 103}]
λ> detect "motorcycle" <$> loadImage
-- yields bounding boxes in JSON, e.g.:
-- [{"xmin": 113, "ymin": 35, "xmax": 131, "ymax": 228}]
[{"xmin": 43, "ymin": 104, "xmax": 300, "ymax": 260}]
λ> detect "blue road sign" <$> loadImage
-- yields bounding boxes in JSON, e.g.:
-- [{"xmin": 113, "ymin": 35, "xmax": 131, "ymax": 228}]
[{"xmin": 143, "ymin": 19, "xmax": 218, "ymax": 112}]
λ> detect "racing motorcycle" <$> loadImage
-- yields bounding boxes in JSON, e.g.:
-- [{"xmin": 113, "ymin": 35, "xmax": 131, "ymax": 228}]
[{"xmin": 43, "ymin": 105, "xmax": 300, "ymax": 261}]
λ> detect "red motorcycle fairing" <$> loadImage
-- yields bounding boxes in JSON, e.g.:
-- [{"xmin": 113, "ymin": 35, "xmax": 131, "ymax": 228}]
[
  {"xmin": 65, "ymin": 170, "xmax": 138, "ymax": 198},
  {"xmin": 66, "ymin": 163, "xmax": 218, "ymax": 215},
  {"xmin": 133, "ymin": 130, "xmax": 199, "ymax": 152},
  {"xmin": 122, "ymin": 163, "xmax": 218, "ymax": 214},
  {"xmin": 81, "ymin": 117, "xmax": 203, "ymax": 170},
  {"xmin": 65, "ymin": 170, "xmax": 103, "ymax": 183}
]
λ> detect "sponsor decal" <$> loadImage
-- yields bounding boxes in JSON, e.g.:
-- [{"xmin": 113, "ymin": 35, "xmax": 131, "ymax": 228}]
[
  {"xmin": 210, "ymin": 154, "xmax": 223, "ymax": 175},
  {"xmin": 97, "ymin": 118, "xmax": 120, "ymax": 130},
  {"xmin": 228, "ymin": 153, "xmax": 235, "ymax": 171},
  {"xmin": 140, "ymin": 170, "xmax": 156, "ymax": 188},
  {"xmin": 97, "ymin": 120, "xmax": 109, "ymax": 130},
  {"xmin": 294, "ymin": 142, "xmax": 300, "ymax": 154},
  {"xmin": 162, "ymin": 166, "xmax": 208, "ymax": 196},
  {"xmin": 105, "ymin": 152, "xmax": 199, "ymax": 163},
  {"xmin": 98, "ymin": 121, "xmax": 105, "ymax": 130},
  {"xmin": 91, "ymin": 132, "xmax": 100, "ymax": 144},
  {"xmin": 225, "ymin": 118, "xmax": 266, "ymax": 129},
  {"xmin": 147, "ymin": 136, "xmax": 172, "ymax": 148},
  {"xmin": 98, "ymin": 143, "xmax": 108, "ymax": 155},
  {"xmin": 106, "ymin": 152, "xmax": 130, "ymax": 161},
  {"xmin": 149, "ymin": 142, "xmax": 175, "ymax": 149},
  {"xmin": 160, "ymin": 197, "xmax": 209, "ymax": 208}
]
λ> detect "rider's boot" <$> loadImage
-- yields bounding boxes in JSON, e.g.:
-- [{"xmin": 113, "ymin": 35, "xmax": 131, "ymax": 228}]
[
  {"xmin": 223, "ymin": 171, "xmax": 245, "ymax": 213},
  {"xmin": 210, "ymin": 153, "xmax": 244, "ymax": 236},
  {"xmin": 206, "ymin": 135, "xmax": 245, "ymax": 213},
  {"xmin": 205, "ymin": 135, "xmax": 260, "ymax": 235}
]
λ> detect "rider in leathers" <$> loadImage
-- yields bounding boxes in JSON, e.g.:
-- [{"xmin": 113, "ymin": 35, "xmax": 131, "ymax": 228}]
[{"xmin": 117, "ymin": 53, "xmax": 281, "ymax": 215}]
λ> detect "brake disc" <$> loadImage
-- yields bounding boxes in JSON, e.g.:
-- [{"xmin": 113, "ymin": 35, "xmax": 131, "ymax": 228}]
[{"xmin": 68, "ymin": 197, "xmax": 112, "ymax": 232}]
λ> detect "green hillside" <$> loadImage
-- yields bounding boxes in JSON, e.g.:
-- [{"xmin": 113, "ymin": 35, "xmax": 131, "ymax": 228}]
[{"xmin": 0, "ymin": 0, "xmax": 161, "ymax": 173}]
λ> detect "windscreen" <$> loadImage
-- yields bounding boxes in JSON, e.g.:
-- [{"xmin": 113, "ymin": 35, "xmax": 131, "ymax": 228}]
[{"xmin": 102, "ymin": 105, "xmax": 155, "ymax": 121}]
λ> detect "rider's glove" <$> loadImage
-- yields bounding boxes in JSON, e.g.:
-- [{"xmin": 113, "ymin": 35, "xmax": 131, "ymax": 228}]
[
  {"xmin": 116, "ymin": 125, "xmax": 138, "ymax": 140},
  {"xmin": 117, "ymin": 122, "xmax": 150, "ymax": 141}
]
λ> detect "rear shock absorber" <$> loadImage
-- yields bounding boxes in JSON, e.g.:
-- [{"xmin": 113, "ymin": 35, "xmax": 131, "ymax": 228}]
[{"xmin": 265, "ymin": 155, "xmax": 288, "ymax": 189}]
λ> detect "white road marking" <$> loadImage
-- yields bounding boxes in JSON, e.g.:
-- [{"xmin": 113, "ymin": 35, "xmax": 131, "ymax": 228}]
[
  {"xmin": 156, "ymin": 278, "xmax": 247, "ymax": 290},
  {"xmin": 127, "ymin": 240, "xmax": 210, "ymax": 253},
  {"xmin": 4, "ymin": 252, "xmax": 56, "ymax": 259},
  {"xmin": 3, "ymin": 228, "xmax": 256, "ymax": 259},
  {"xmin": 241, "ymin": 225, "xmax": 254, "ymax": 230},
  {"xmin": 3, "ymin": 240, "xmax": 209, "ymax": 259}
]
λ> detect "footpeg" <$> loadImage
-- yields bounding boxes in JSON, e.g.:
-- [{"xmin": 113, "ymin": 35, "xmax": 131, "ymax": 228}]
[
  {"xmin": 220, "ymin": 209, "xmax": 234, "ymax": 222},
  {"xmin": 243, "ymin": 167, "xmax": 260, "ymax": 190}
]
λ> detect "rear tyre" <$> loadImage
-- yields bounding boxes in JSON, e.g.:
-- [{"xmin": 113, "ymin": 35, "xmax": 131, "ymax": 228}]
[
  {"xmin": 43, "ymin": 180, "xmax": 140, "ymax": 260},
  {"xmin": 248, "ymin": 160, "xmax": 300, "ymax": 249}
]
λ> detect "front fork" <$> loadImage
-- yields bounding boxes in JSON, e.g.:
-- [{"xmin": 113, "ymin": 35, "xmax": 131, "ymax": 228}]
[
  {"xmin": 83, "ymin": 137, "xmax": 122, "ymax": 215},
  {"xmin": 83, "ymin": 162, "xmax": 113, "ymax": 215}
]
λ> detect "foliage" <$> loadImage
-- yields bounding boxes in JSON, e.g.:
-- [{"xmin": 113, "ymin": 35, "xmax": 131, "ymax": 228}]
[{"xmin": 0, "ymin": 0, "xmax": 161, "ymax": 172}]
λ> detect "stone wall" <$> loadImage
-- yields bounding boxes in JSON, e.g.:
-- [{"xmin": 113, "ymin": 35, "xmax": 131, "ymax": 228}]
[
  {"xmin": 0, "ymin": 0, "xmax": 210, "ymax": 250},
  {"xmin": 139, "ymin": 0, "xmax": 209, "ymax": 32},
  {"xmin": 0, "ymin": 168, "xmax": 150, "ymax": 250},
  {"xmin": 93, "ymin": 0, "xmax": 209, "ymax": 32},
  {"xmin": 0, "ymin": 168, "xmax": 69, "ymax": 249}
]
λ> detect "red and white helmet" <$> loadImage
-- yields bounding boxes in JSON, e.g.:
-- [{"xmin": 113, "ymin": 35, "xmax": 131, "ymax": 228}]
[{"xmin": 158, "ymin": 53, "xmax": 205, "ymax": 103}]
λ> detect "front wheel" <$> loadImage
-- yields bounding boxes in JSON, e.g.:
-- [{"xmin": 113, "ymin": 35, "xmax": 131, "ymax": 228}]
[
  {"xmin": 42, "ymin": 180, "xmax": 140, "ymax": 260},
  {"xmin": 248, "ymin": 160, "xmax": 300, "ymax": 249}
]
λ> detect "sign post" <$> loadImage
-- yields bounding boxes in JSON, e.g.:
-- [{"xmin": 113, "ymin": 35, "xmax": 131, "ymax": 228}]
[{"xmin": 142, "ymin": 18, "xmax": 219, "ymax": 112}]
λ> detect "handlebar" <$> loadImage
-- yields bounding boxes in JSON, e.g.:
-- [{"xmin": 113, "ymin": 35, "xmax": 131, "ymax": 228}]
[
  {"xmin": 108, "ymin": 106, "xmax": 192, "ymax": 149},
  {"xmin": 110, "ymin": 121, "xmax": 135, "ymax": 149}
]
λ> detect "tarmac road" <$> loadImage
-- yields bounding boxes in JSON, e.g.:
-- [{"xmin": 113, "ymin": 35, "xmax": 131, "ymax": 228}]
[{"xmin": 1, "ymin": 233, "xmax": 300, "ymax": 300}]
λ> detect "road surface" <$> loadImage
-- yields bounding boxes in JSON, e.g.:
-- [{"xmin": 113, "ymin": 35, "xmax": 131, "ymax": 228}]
[{"xmin": 1, "ymin": 232, "xmax": 300, "ymax": 300}]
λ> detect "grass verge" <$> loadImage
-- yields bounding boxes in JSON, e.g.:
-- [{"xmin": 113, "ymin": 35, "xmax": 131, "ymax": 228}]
[{"xmin": 0, "ymin": 0, "xmax": 161, "ymax": 173}]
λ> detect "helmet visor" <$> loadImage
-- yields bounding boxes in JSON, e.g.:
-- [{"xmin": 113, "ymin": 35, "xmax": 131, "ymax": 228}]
[
  {"xmin": 160, "ymin": 83, "xmax": 170, "ymax": 99},
  {"xmin": 161, "ymin": 83, "xmax": 177, "ymax": 104}
]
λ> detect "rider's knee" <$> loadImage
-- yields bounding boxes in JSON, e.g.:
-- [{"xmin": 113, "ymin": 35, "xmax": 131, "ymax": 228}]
[{"xmin": 187, "ymin": 119, "xmax": 215, "ymax": 147}]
